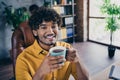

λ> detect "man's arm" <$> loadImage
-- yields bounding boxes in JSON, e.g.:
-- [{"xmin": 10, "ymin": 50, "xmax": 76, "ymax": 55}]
[
  {"xmin": 75, "ymin": 58, "xmax": 89, "ymax": 80},
  {"xmin": 67, "ymin": 48, "xmax": 90, "ymax": 80},
  {"xmin": 16, "ymin": 58, "xmax": 32, "ymax": 80}
]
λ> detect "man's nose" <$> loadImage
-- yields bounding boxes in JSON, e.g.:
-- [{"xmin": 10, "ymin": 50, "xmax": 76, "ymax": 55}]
[{"xmin": 47, "ymin": 27, "xmax": 54, "ymax": 34}]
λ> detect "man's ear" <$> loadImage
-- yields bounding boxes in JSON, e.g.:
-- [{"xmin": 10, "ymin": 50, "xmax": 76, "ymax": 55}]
[{"xmin": 32, "ymin": 30, "xmax": 37, "ymax": 36}]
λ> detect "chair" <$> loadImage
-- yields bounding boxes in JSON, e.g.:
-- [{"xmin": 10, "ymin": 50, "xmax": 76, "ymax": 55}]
[{"xmin": 10, "ymin": 21, "xmax": 35, "ymax": 78}]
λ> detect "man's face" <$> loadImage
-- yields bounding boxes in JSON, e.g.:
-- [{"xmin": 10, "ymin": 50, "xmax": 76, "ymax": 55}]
[{"xmin": 33, "ymin": 21, "xmax": 59, "ymax": 46}]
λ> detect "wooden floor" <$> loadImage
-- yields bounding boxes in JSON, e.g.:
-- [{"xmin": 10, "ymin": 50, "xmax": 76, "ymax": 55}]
[
  {"xmin": 0, "ymin": 59, "xmax": 13, "ymax": 80},
  {"xmin": 1, "ymin": 41, "xmax": 120, "ymax": 80}
]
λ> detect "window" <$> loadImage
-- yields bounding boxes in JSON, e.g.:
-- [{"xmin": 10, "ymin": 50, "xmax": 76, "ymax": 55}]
[{"xmin": 89, "ymin": 0, "xmax": 120, "ymax": 46}]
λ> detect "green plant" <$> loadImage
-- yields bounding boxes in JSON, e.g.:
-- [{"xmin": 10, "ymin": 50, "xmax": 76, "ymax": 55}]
[
  {"xmin": 100, "ymin": 0, "xmax": 120, "ymax": 45},
  {"xmin": 1, "ymin": 2, "xmax": 29, "ymax": 30}
]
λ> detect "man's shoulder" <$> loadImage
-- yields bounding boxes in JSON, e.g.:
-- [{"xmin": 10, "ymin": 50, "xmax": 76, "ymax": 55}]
[{"xmin": 17, "ymin": 45, "xmax": 34, "ymax": 59}]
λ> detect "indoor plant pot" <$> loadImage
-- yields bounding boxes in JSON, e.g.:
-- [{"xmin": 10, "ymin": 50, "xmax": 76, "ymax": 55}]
[{"xmin": 108, "ymin": 45, "xmax": 116, "ymax": 58}]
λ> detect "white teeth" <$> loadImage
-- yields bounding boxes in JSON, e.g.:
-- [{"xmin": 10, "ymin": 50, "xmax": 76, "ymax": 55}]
[{"xmin": 46, "ymin": 36, "xmax": 54, "ymax": 38}]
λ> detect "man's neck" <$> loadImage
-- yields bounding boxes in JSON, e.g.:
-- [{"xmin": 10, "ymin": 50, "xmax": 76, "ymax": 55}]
[{"xmin": 38, "ymin": 41, "xmax": 55, "ymax": 51}]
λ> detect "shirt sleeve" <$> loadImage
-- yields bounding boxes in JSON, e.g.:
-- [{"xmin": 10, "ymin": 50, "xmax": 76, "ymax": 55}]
[
  {"xmin": 16, "ymin": 57, "xmax": 32, "ymax": 80},
  {"xmin": 70, "ymin": 62, "xmax": 78, "ymax": 80}
]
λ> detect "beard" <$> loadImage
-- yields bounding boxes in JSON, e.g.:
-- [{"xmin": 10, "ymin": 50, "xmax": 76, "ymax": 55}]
[
  {"xmin": 38, "ymin": 39, "xmax": 56, "ymax": 46},
  {"xmin": 38, "ymin": 34, "xmax": 57, "ymax": 46}
]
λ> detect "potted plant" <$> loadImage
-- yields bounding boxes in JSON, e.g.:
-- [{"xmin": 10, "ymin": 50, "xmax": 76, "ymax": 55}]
[
  {"xmin": 1, "ymin": 1, "xmax": 29, "ymax": 31},
  {"xmin": 100, "ymin": 0, "xmax": 120, "ymax": 58}
]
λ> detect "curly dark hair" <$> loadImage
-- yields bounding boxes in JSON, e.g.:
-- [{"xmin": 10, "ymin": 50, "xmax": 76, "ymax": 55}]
[
  {"xmin": 28, "ymin": 7, "xmax": 62, "ymax": 30},
  {"xmin": 29, "ymin": 4, "xmax": 39, "ymax": 15}
]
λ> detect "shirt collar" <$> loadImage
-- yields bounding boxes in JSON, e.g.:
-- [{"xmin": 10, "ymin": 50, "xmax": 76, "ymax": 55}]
[{"xmin": 32, "ymin": 40, "xmax": 48, "ymax": 55}]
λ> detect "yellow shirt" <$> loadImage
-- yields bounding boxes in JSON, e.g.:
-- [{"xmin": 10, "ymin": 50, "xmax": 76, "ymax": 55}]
[{"xmin": 16, "ymin": 40, "xmax": 77, "ymax": 80}]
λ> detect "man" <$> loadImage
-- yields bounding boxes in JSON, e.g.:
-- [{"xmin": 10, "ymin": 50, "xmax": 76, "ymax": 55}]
[{"xmin": 15, "ymin": 7, "xmax": 89, "ymax": 80}]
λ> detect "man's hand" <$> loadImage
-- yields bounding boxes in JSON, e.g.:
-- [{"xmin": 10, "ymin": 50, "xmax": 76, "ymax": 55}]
[
  {"xmin": 33, "ymin": 54, "xmax": 65, "ymax": 80},
  {"xmin": 40, "ymin": 55, "xmax": 65, "ymax": 73},
  {"xmin": 66, "ymin": 48, "xmax": 89, "ymax": 80},
  {"xmin": 66, "ymin": 48, "xmax": 79, "ymax": 62}
]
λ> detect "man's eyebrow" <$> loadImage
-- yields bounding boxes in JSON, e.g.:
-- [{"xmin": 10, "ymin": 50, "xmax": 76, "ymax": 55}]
[{"xmin": 39, "ymin": 24, "xmax": 46, "ymax": 26}]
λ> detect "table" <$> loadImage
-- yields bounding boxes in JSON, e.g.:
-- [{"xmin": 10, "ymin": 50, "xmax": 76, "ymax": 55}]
[{"xmin": 91, "ymin": 61, "xmax": 120, "ymax": 80}]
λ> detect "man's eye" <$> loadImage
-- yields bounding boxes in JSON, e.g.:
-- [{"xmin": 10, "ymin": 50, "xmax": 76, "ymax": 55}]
[{"xmin": 41, "ymin": 26, "xmax": 47, "ymax": 29}]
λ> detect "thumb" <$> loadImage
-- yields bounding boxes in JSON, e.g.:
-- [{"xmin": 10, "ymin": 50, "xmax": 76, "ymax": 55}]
[{"xmin": 47, "ymin": 52, "xmax": 50, "ymax": 56}]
